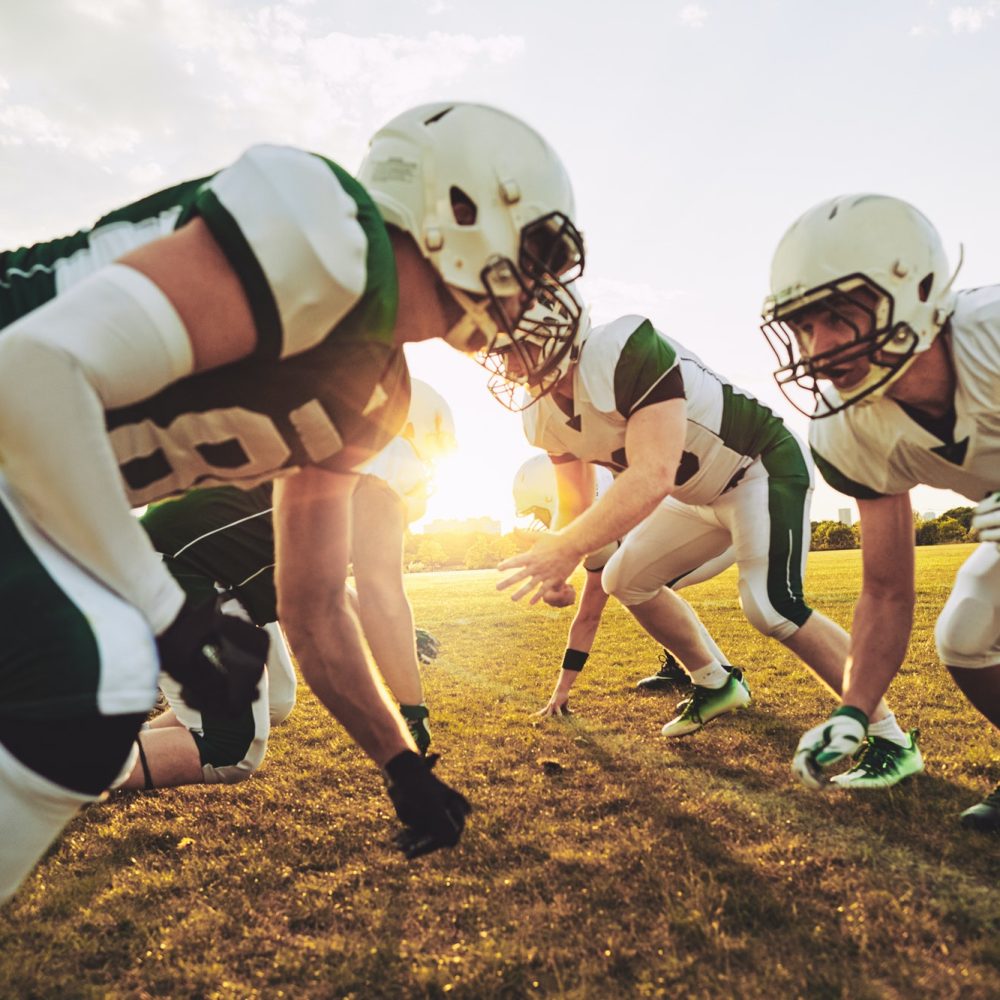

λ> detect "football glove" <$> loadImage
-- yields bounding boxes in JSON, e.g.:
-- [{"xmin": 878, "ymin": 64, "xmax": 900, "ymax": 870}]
[
  {"xmin": 971, "ymin": 490, "xmax": 1000, "ymax": 544},
  {"xmin": 156, "ymin": 596, "xmax": 268, "ymax": 719},
  {"xmin": 385, "ymin": 751, "xmax": 471, "ymax": 859},
  {"xmin": 415, "ymin": 628, "xmax": 440, "ymax": 665},
  {"xmin": 792, "ymin": 706, "xmax": 868, "ymax": 790}
]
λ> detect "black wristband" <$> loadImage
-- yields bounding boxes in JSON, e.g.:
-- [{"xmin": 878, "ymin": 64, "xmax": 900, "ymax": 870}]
[{"xmin": 561, "ymin": 649, "xmax": 589, "ymax": 673}]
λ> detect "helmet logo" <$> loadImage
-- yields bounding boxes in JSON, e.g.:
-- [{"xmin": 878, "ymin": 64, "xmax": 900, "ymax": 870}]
[{"xmin": 370, "ymin": 157, "xmax": 418, "ymax": 184}]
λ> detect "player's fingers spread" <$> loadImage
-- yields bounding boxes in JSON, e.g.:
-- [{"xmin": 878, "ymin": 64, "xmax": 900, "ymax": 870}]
[{"xmin": 496, "ymin": 568, "xmax": 530, "ymax": 591}]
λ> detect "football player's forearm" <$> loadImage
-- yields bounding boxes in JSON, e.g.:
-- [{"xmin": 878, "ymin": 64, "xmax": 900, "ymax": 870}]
[
  {"xmin": 558, "ymin": 468, "xmax": 667, "ymax": 560},
  {"xmin": 284, "ymin": 607, "xmax": 413, "ymax": 765},
  {"xmin": 842, "ymin": 589, "xmax": 915, "ymax": 716}
]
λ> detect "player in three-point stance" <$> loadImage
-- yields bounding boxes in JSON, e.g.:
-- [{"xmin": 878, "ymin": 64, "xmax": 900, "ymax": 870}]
[
  {"xmin": 491, "ymin": 307, "xmax": 919, "ymax": 786},
  {"xmin": 513, "ymin": 453, "xmax": 735, "ymax": 714},
  {"xmin": 117, "ymin": 380, "xmax": 452, "ymax": 791},
  {"xmin": 0, "ymin": 101, "xmax": 586, "ymax": 902},
  {"xmin": 761, "ymin": 193, "xmax": 999, "ymax": 830}
]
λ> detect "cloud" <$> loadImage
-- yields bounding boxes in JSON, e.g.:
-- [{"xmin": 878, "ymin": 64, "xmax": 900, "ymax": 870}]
[
  {"xmin": 583, "ymin": 276, "xmax": 687, "ymax": 326},
  {"xmin": 0, "ymin": 2, "xmax": 526, "ymax": 173},
  {"xmin": 0, "ymin": 2, "xmax": 526, "ymax": 243},
  {"xmin": 948, "ymin": 2, "xmax": 1000, "ymax": 31},
  {"xmin": 678, "ymin": 4, "xmax": 709, "ymax": 28}
]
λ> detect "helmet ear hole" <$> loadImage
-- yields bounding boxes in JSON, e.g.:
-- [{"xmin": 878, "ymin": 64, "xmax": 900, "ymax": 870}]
[
  {"xmin": 917, "ymin": 272, "xmax": 934, "ymax": 303},
  {"xmin": 450, "ymin": 187, "xmax": 477, "ymax": 226}
]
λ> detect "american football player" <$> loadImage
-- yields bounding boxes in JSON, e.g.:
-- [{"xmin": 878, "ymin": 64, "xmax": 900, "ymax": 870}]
[
  {"xmin": 493, "ymin": 308, "xmax": 918, "ymax": 783},
  {"xmin": 513, "ymin": 453, "xmax": 735, "ymax": 714},
  {"xmin": 762, "ymin": 193, "xmax": 999, "ymax": 829},
  {"xmin": 117, "ymin": 382, "xmax": 450, "ymax": 791},
  {"xmin": 0, "ymin": 102, "xmax": 585, "ymax": 901}
]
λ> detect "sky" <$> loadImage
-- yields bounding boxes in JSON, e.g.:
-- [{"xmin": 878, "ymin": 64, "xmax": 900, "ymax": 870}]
[{"xmin": 3, "ymin": 0, "xmax": 998, "ymax": 529}]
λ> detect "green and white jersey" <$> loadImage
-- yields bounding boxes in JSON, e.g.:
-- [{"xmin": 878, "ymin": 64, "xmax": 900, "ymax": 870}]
[
  {"xmin": 358, "ymin": 437, "xmax": 429, "ymax": 525},
  {"xmin": 141, "ymin": 486, "xmax": 277, "ymax": 627},
  {"xmin": 2, "ymin": 145, "xmax": 409, "ymax": 504},
  {"xmin": 810, "ymin": 286, "xmax": 1000, "ymax": 501},
  {"xmin": 523, "ymin": 315, "xmax": 792, "ymax": 506}
]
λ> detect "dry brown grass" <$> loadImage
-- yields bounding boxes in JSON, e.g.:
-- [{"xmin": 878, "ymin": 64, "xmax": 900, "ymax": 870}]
[{"xmin": 0, "ymin": 544, "xmax": 996, "ymax": 998}]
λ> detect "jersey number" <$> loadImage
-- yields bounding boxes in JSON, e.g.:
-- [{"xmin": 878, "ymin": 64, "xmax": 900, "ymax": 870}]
[{"xmin": 111, "ymin": 408, "xmax": 293, "ymax": 504}]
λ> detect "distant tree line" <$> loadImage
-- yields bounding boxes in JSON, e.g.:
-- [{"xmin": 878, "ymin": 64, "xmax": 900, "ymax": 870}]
[
  {"xmin": 403, "ymin": 529, "xmax": 537, "ymax": 571},
  {"xmin": 401, "ymin": 507, "xmax": 977, "ymax": 572},
  {"xmin": 810, "ymin": 507, "xmax": 976, "ymax": 550}
]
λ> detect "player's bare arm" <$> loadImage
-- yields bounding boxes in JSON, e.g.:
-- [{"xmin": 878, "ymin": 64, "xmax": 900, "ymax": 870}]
[
  {"xmin": 498, "ymin": 398, "xmax": 686, "ymax": 602},
  {"xmin": 842, "ymin": 493, "xmax": 917, "ymax": 716},
  {"xmin": 273, "ymin": 465, "xmax": 415, "ymax": 767}
]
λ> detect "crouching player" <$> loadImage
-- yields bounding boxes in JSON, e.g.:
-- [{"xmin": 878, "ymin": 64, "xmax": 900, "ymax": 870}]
[
  {"xmin": 763, "ymin": 193, "xmax": 1000, "ymax": 829},
  {"xmin": 512, "ymin": 453, "xmax": 735, "ymax": 715},
  {"xmin": 118, "ymin": 380, "xmax": 455, "ymax": 789},
  {"xmin": 0, "ymin": 99, "xmax": 587, "ymax": 899}
]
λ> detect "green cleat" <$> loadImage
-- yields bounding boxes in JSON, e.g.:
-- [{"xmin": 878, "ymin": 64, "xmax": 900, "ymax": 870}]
[
  {"xmin": 660, "ymin": 668, "xmax": 751, "ymax": 737},
  {"xmin": 400, "ymin": 703, "xmax": 432, "ymax": 755},
  {"xmin": 959, "ymin": 782, "xmax": 1000, "ymax": 833},
  {"xmin": 830, "ymin": 730, "xmax": 924, "ymax": 789},
  {"xmin": 636, "ymin": 650, "xmax": 691, "ymax": 692}
]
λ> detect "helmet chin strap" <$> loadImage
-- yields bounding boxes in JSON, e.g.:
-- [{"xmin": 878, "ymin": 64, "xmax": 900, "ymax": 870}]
[{"xmin": 442, "ymin": 286, "xmax": 502, "ymax": 353}]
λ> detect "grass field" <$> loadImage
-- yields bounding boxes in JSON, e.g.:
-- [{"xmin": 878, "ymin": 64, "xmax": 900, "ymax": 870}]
[{"xmin": 1, "ymin": 544, "xmax": 997, "ymax": 999}]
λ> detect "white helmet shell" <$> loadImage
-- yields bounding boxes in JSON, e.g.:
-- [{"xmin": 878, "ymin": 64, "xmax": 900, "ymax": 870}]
[
  {"xmin": 762, "ymin": 193, "xmax": 961, "ymax": 414},
  {"xmin": 358, "ymin": 102, "xmax": 585, "ymax": 364},
  {"xmin": 403, "ymin": 379, "xmax": 456, "ymax": 463},
  {"xmin": 512, "ymin": 453, "xmax": 557, "ymax": 528}
]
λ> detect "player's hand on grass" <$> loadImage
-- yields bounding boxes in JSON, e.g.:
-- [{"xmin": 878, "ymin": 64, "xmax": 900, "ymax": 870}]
[
  {"xmin": 156, "ymin": 597, "xmax": 268, "ymax": 719},
  {"xmin": 792, "ymin": 706, "xmax": 868, "ymax": 790},
  {"xmin": 385, "ymin": 751, "xmax": 471, "ymax": 859},
  {"xmin": 497, "ymin": 532, "xmax": 581, "ymax": 604},
  {"xmin": 536, "ymin": 692, "xmax": 573, "ymax": 717},
  {"xmin": 971, "ymin": 490, "xmax": 1000, "ymax": 545}
]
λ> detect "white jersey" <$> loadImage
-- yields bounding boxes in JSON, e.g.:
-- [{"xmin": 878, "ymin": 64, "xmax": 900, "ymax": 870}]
[
  {"xmin": 523, "ymin": 315, "xmax": 793, "ymax": 506},
  {"xmin": 358, "ymin": 437, "xmax": 429, "ymax": 524},
  {"xmin": 810, "ymin": 286, "xmax": 1000, "ymax": 500}
]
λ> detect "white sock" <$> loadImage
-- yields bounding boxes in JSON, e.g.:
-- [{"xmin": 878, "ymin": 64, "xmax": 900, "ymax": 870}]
[
  {"xmin": 868, "ymin": 712, "xmax": 908, "ymax": 747},
  {"xmin": 688, "ymin": 660, "xmax": 729, "ymax": 689}
]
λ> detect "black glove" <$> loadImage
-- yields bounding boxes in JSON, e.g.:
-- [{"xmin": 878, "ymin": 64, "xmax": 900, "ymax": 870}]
[
  {"xmin": 385, "ymin": 751, "xmax": 472, "ymax": 859},
  {"xmin": 155, "ymin": 597, "xmax": 268, "ymax": 719}
]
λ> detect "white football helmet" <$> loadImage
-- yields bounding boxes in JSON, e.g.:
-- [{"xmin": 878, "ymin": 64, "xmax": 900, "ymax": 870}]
[
  {"xmin": 512, "ymin": 453, "xmax": 557, "ymax": 530},
  {"xmin": 761, "ymin": 193, "xmax": 962, "ymax": 417},
  {"xmin": 403, "ymin": 379, "xmax": 456, "ymax": 463},
  {"xmin": 358, "ymin": 103, "xmax": 585, "ymax": 406}
]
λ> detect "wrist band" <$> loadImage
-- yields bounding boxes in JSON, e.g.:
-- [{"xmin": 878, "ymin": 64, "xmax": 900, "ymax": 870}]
[{"xmin": 561, "ymin": 648, "xmax": 589, "ymax": 673}]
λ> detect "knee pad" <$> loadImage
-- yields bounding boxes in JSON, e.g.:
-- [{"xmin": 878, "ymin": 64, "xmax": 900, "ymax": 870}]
[
  {"xmin": 737, "ymin": 573, "xmax": 810, "ymax": 642},
  {"xmin": 601, "ymin": 549, "xmax": 660, "ymax": 607},
  {"xmin": 935, "ymin": 594, "xmax": 1000, "ymax": 669}
]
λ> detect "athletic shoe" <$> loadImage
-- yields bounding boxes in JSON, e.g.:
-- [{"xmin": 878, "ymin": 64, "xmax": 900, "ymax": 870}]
[
  {"xmin": 400, "ymin": 703, "xmax": 432, "ymax": 755},
  {"xmin": 830, "ymin": 730, "xmax": 924, "ymax": 789},
  {"xmin": 636, "ymin": 650, "xmax": 691, "ymax": 692},
  {"xmin": 660, "ymin": 668, "xmax": 751, "ymax": 737},
  {"xmin": 415, "ymin": 628, "xmax": 440, "ymax": 665},
  {"xmin": 959, "ymin": 782, "xmax": 1000, "ymax": 833}
]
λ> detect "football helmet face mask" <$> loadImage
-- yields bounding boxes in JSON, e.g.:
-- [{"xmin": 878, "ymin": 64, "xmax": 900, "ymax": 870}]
[
  {"xmin": 761, "ymin": 193, "xmax": 961, "ymax": 418},
  {"xmin": 512, "ymin": 454, "xmax": 556, "ymax": 531},
  {"xmin": 404, "ymin": 380, "xmax": 456, "ymax": 463},
  {"xmin": 482, "ymin": 287, "xmax": 588, "ymax": 411},
  {"xmin": 358, "ymin": 102, "xmax": 585, "ymax": 403}
]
